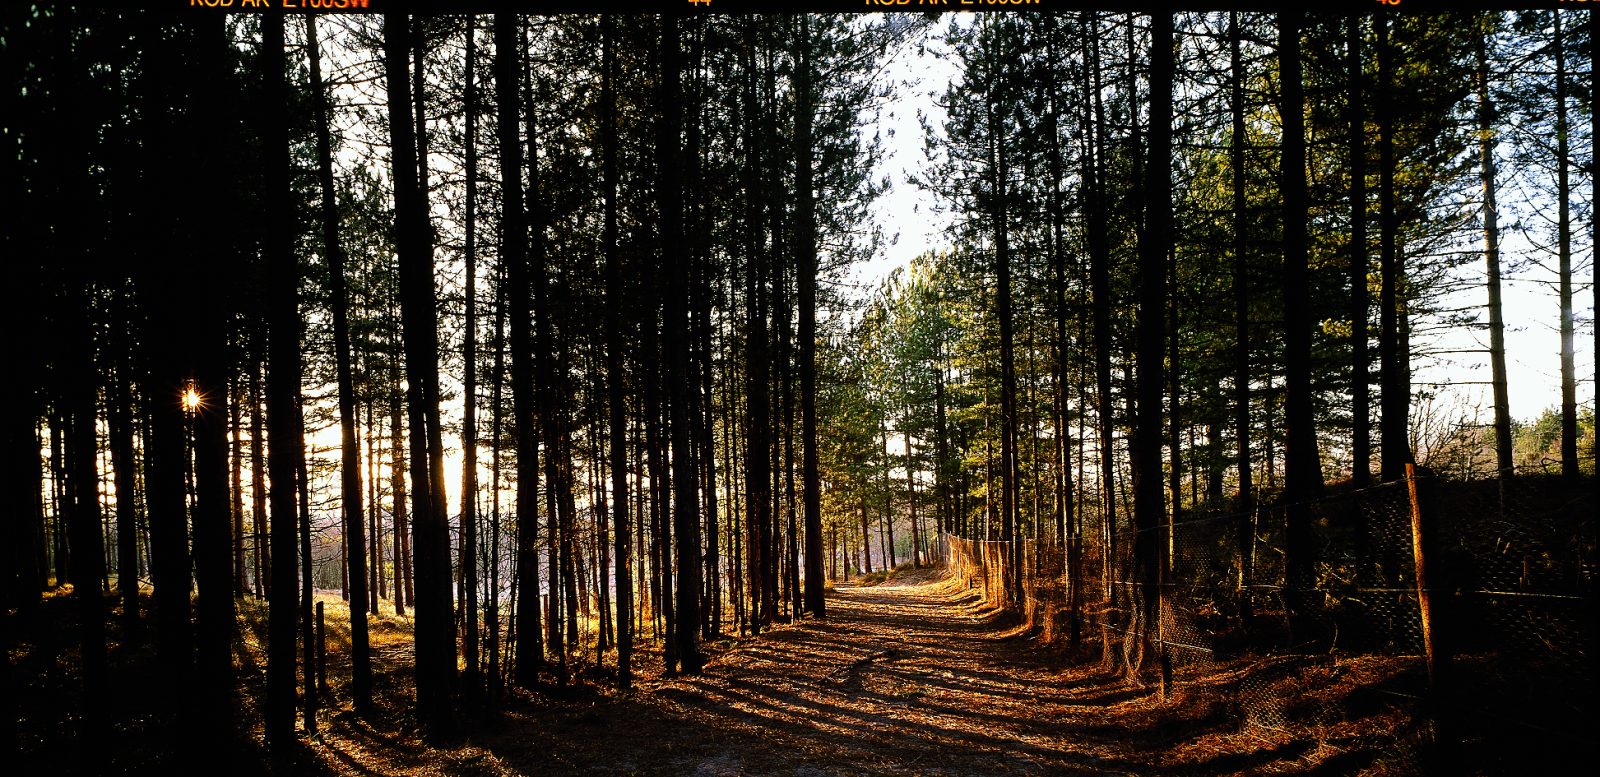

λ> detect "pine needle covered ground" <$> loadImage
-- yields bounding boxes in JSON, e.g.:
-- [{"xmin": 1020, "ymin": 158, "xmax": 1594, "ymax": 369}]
[
  {"xmin": 15, "ymin": 569, "xmax": 1429, "ymax": 775},
  {"xmin": 294, "ymin": 568, "xmax": 1422, "ymax": 776}
]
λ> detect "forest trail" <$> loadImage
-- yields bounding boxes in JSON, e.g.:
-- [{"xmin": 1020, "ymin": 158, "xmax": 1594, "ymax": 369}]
[{"xmin": 312, "ymin": 568, "xmax": 1308, "ymax": 777}]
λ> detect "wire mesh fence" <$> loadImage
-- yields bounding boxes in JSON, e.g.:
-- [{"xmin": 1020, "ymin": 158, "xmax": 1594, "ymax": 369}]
[{"xmin": 939, "ymin": 469, "xmax": 1596, "ymax": 773}]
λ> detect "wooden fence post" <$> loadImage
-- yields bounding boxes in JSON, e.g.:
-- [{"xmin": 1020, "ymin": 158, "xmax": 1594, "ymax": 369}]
[
  {"xmin": 316, "ymin": 600, "xmax": 327, "ymax": 694},
  {"xmin": 1406, "ymin": 463, "xmax": 1456, "ymax": 773}
]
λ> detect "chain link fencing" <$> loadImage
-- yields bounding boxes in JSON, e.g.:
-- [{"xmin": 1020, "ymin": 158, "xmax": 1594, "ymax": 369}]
[{"xmin": 939, "ymin": 469, "xmax": 1596, "ymax": 773}]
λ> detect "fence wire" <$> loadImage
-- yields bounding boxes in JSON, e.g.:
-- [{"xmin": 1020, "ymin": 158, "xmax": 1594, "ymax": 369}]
[{"xmin": 940, "ymin": 470, "xmax": 1596, "ymax": 774}]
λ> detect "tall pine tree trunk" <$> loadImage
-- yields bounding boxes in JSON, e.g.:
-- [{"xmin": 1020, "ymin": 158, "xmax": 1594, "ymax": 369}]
[
  {"xmin": 1476, "ymin": 28, "xmax": 1512, "ymax": 477},
  {"xmin": 742, "ymin": 19, "xmax": 773, "ymax": 634},
  {"xmin": 307, "ymin": 13, "xmax": 370, "ymax": 713},
  {"xmin": 1085, "ymin": 13, "xmax": 1118, "ymax": 607},
  {"xmin": 601, "ymin": 14, "xmax": 633, "ymax": 691},
  {"xmin": 1377, "ymin": 11, "xmax": 1413, "ymax": 481},
  {"xmin": 1348, "ymin": 15, "xmax": 1371, "ymax": 487},
  {"xmin": 108, "ymin": 287, "xmax": 142, "ymax": 635},
  {"xmin": 660, "ymin": 15, "xmax": 703, "ymax": 675},
  {"xmin": 1133, "ymin": 10, "xmax": 1173, "ymax": 668},
  {"xmin": 188, "ymin": 11, "xmax": 236, "ymax": 732},
  {"xmin": 1280, "ymin": 11, "xmax": 1323, "ymax": 622},
  {"xmin": 459, "ymin": 14, "xmax": 481, "ymax": 690},
  {"xmin": 384, "ymin": 12, "xmax": 455, "ymax": 735},
  {"xmin": 985, "ymin": 17, "xmax": 1021, "ymax": 602},
  {"xmin": 1231, "ymin": 14, "xmax": 1256, "ymax": 610},
  {"xmin": 260, "ymin": 10, "xmax": 301, "ymax": 748},
  {"xmin": 796, "ymin": 15, "xmax": 826, "ymax": 618},
  {"xmin": 496, "ymin": 12, "xmax": 544, "ymax": 689},
  {"xmin": 1555, "ymin": 11, "xmax": 1579, "ymax": 480}
]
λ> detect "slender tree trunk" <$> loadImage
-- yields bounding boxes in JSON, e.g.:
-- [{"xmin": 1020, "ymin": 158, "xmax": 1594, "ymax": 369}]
[
  {"xmin": 1133, "ymin": 10, "xmax": 1173, "ymax": 665},
  {"xmin": 766, "ymin": 52, "xmax": 786, "ymax": 622},
  {"xmin": 231, "ymin": 362, "xmax": 247, "ymax": 598},
  {"xmin": 660, "ymin": 14, "xmax": 703, "ymax": 675},
  {"xmin": 307, "ymin": 13, "xmax": 370, "ymax": 713},
  {"xmin": 251, "ymin": 346, "xmax": 268, "ymax": 599},
  {"xmin": 1554, "ymin": 11, "xmax": 1579, "ymax": 480},
  {"xmin": 881, "ymin": 420, "xmax": 897, "ymax": 569},
  {"xmin": 189, "ymin": 13, "xmax": 236, "ymax": 736},
  {"xmin": 1591, "ymin": 11, "xmax": 1600, "ymax": 489},
  {"xmin": 600, "ymin": 13, "xmax": 633, "ymax": 691},
  {"xmin": 390, "ymin": 372, "xmax": 409, "ymax": 616},
  {"xmin": 108, "ymin": 287, "xmax": 142, "ymax": 635},
  {"xmin": 985, "ymin": 20, "xmax": 1021, "ymax": 602},
  {"xmin": 260, "ymin": 10, "xmax": 301, "ymax": 748},
  {"xmin": 1086, "ymin": 13, "xmax": 1118, "ymax": 606},
  {"xmin": 1377, "ymin": 11, "xmax": 1412, "ymax": 481},
  {"xmin": 487, "ymin": 258, "xmax": 507, "ymax": 699},
  {"xmin": 1228, "ymin": 13, "xmax": 1254, "ymax": 626},
  {"xmin": 296, "ymin": 414, "xmax": 315, "ymax": 734},
  {"xmin": 1476, "ymin": 29, "xmax": 1512, "ymax": 477},
  {"xmin": 1044, "ymin": 15, "xmax": 1071, "ymax": 562},
  {"xmin": 366, "ymin": 387, "xmax": 382, "ymax": 613},
  {"xmin": 1348, "ymin": 15, "xmax": 1371, "ymax": 487},
  {"xmin": 860, "ymin": 493, "xmax": 872, "ymax": 574},
  {"xmin": 1280, "ymin": 13, "xmax": 1322, "ymax": 625},
  {"xmin": 795, "ymin": 15, "xmax": 826, "ymax": 618},
  {"xmin": 522, "ymin": 33, "xmax": 569, "ymax": 682},
  {"xmin": 385, "ymin": 12, "xmax": 455, "ymax": 734},
  {"xmin": 459, "ymin": 14, "xmax": 481, "ymax": 689},
  {"xmin": 906, "ymin": 418, "xmax": 921, "ymax": 567},
  {"xmin": 58, "ymin": 39, "xmax": 109, "ymax": 738},
  {"xmin": 498, "ymin": 12, "xmax": 544, "ymax": 688},
  {"xmin": 742, "ymin": 20, "xmax": 773, "ymax": 634}
]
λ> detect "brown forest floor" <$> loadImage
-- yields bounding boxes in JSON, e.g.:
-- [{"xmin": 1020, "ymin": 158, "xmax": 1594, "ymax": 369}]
[{"xmin": 298, "ymin": 568, "xmax": 1421, "ymax": 776}]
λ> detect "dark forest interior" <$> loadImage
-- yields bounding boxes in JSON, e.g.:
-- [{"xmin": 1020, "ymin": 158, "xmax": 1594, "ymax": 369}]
[{"xmin": 3, "ymin": 5, "xmax": 1597, "ymax": 775}]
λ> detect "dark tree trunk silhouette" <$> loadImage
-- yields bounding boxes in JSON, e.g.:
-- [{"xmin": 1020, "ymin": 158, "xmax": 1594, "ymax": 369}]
[
  {"xmin": 527, "ymin": 40, "xmax": 569, "ymax": 681},
  {"xmin": 796, "ymin": 16, "xmax": 826, "ymax": 618},
  {"xmin": 498, "ymin": 12, "xmax": 544, "ymax": 689},
  {"xmin": 984, "ymin": 18, "xmax": 1021, "ymax": 602},
  {"xmin": 1133, "ymin": 10, "xmax": 1173, "ymax": 661},
  {"xmin": 108, "ymin": 287, "xmax": 142, "ymax": 635},
  {"xmin": 1085, "ymin": 13, "xmax": 1118, "ymax": 607},
  {"xmin": 661, "ymin": 14, "xmax": 703, "ymax": 675},
  {"xmin": 297, "ymin": 413, "xmax": 315, "ymax": 733},
  {"xmin": 139, "ymin": 10, "xmax": 194, "ymax": 702},
  {"xmin": 250, "ymin": 346, "xmax": 268, "ymax": 600},
  {"xmin": 1279, "ymin": 12, "xmax": 1322, "ymax": 621},
  {"xmin": 389, "ymin": 368, "xmax": 409, "ymax": 617},
  {"xmin": 230, "ymin": 362, "xmax": 247, "ymax": 598},
  {"xmin": 384, "ymin": 12, "xmax": 455, "ymax": 735},
  {"xmin": 743, "ymin": 19, "xmax": 773, "ymax": 634},
  {"xmin": 1377, "ymin": 12, "xmax": 1412, "ymax": 481},
  {"xmin": 57, "ymin": 21, "xmax": 108, "ymax": 739},
  {"xmin": 1591, "ymin": 11, "xmax": 1599, "ymax": 489},
  {"xmin": 189, "ymin": 12, "xmax": 236, "ymax": 734},
  {"xmin": 1554, "ymin": 11, "xmax": 1579, "ymax": 481},
  {"xmin": 1348, "ymin": 15, "xmax": 1371, "ymax": 488},
  {"xmin": 1230, "ymin": 11, "xmax": 1256, "ymax": 624},
  {"xmin": 259, "ymin": 10, "xmax": 300, "ymax": 748},
  {"xmin": 459, "ymin": 14, "xmax": 481, "ymax": 690},
  {"xmin": 307, "ymin": 13, "xmax": 370, "ymax": 713},
  {"xmin": 1475, "ymin": 29, "xmax": 1511, "ymax": 477},
  {"xmin": 601, "ymin": 13, "xmax": 632, "ymax": 691}
]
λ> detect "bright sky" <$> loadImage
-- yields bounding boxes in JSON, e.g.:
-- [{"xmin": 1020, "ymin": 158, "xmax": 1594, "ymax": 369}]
[
  {"xmin": 853, "ymin": 13, "xmax": 1594, "ymax": 433},
  {"xmin": 280, "ymin": 13, "xmax": 1594, "ymax": 532}
]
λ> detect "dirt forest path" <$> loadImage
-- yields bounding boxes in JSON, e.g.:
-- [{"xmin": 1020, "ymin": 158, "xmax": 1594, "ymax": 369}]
[{"xmin": 323, "ymin": 570, "xmax": 1307, "ymax": 776}]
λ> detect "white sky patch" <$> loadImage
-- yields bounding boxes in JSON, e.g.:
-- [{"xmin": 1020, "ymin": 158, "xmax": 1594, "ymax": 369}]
[{"xmin": 853, "ymin": 13, "xmax": 1593, "ymax": 430}]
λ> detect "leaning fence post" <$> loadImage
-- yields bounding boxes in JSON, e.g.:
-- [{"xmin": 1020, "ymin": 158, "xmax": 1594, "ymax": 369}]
[
  {"xmin": 1405, "ymin": 463, "xmax": 1456, "ymax": 773},
  {"xmin": 316, "ymin": 600, "xmax": 327, "ymax": 694}
]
